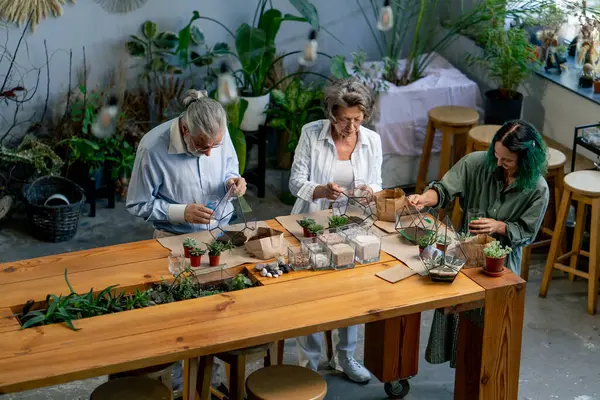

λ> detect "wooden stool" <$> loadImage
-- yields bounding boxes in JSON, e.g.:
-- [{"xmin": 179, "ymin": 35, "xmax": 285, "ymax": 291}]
[
  {"xmin": 539, "ymin": 170, "xmax": 600, "ymax": 315},
  {"xmin": 246, "ymin": 365, "xmax": 327, "ymax": 400},
  {"xmin": 109, "ymin": 363, "xmax": 175, "ymax": 394},
  {"xmin": 521, "ymin": 148, "xmax": 567, "ymax": 280},
  {"xmin": 415, "ymin": 106, "xmax": 479, "ymax": 194},
  {"xmin": 465, "ymin": 124, "xmax": 501, "ymax": 154},
  {"xmin": 190, "ymin": 342, "xmax": 278, "ymax": 400},
  {"xmin": 91, "ymin": 376, "xmax": 172, "ymax": 400}
]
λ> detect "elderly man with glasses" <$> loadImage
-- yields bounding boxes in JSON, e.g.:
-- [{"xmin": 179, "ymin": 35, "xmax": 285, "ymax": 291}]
[{"xmin": 126, "ymin": 89, "xmax": 246, "ymax": 239}]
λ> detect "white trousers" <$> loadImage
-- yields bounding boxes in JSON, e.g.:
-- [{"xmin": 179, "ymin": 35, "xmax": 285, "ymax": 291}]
[{"xmin": 296, "ymin": 325, "xmax": 358, "ymax": 370}]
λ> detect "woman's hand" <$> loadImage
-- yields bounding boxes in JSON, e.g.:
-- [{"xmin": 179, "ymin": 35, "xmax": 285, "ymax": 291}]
[
  {"xmin": 314, "ymin": 182, "xmax": 344, "ymax": 201},
  {"xmin": 406, "ymin": 189, "xmax": 438, "ymax": 210},
  {"xmin": 468, "ymin": 218, "xmax": 507, "ymax": 236}
]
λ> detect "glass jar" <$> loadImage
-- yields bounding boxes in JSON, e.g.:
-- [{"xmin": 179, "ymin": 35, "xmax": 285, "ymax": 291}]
[
  {"xmin": 329, "ymin": 240, "xmax": 356, "ymax": 270},
  {"xmin": 304, "ymin": 239, "xmax": 332, "ymax": 271},
  {"xmin": 318, "ymin": 229, "xmax": 347, "ymax": 246},
  {"xmin": 348, "ymin": 233, "xmax": 381, "ymax": 264},
  {"xmin": 288, "ymin": 246, "xmax": 311, "ymax": 271}
]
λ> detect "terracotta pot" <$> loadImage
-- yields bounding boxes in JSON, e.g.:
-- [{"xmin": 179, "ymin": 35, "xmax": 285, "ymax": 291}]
[
  {"xmin": 209, "ymin": 255, "xmax": 220, "ymax": 267},
  {"xmin": 485, "ymin": 256, "xmax": 506, "ymax": 273},
  {"xmin": 190, "ymin": 255, "xmax": 202, "ymax": 268},
  {"xmin": 183, "ymin": 246, "xmax": 192, "ymax": 258},
  {"xmin": 436, "ymin": 243, "xmax": 448, "ymax": 252},
  {"xmin": 594, "ymin": 79, "xmax": 600, "ymax": 94},
  {"xmin": 419, "ymin": 246, "xmax": 426, "ymax": 256},
  {"xmin": 303, "ymin": 227, "xmax": 316, "ymax": 238}
]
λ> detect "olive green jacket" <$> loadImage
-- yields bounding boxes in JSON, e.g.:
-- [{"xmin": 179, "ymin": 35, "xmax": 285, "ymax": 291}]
[{"xmin": 427, "ymin": 151, "xmax": 550, "ymax": 275}]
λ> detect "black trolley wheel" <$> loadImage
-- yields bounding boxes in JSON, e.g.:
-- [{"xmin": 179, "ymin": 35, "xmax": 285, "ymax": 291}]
[{"xmin": 384, "ymin": 379, "xmax": 410, "ymax": 399}]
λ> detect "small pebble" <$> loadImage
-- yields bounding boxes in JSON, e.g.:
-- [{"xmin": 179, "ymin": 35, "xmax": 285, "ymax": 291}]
[
  {"xmin": 255, "ymin": 264, "xmax": 265, "ymax": 271},
  {"xmin": 283, "ymin": 264, "xmax": 291, "ymax": 273},
  {"xmin": 260, "ymin": 270, "xmax": 268, "ymax": 277},
  {"xmin": 266, "ymin": 272, "xmax": 272, "ymax": 278},
  {"xmin": 273, "ymin": 274, "xmax": 279, "ymax": 278},
  {"xmin": 267, "ymin": 262, "xmax": 279, "ymax": 269},
  {"xmin": 277, "ymin": 256, "xmax": 286, "ymax": 266}
]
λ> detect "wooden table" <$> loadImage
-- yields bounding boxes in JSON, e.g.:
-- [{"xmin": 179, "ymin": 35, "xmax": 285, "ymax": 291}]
[{"xmin": 0, "ymin": 219, "xmax": 526, "ymax": 399}]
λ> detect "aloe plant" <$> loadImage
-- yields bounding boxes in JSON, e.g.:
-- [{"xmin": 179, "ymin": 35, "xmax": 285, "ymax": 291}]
[
  {"xmin": 328, "ymin": 215, "xmax": 349, "ymax": 229},
  {"xmin": 206, "ymin": 240, "xmax": 235, "ymax": 256},
  {"xmin": 307, "ymin": 224, "xmax": 324, "ymax": 235}
]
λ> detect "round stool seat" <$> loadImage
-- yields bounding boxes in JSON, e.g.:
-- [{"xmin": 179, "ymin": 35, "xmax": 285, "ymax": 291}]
[
  {"xmin": 469, "ymin": 124, "xmax": 501, "ymax": 146},
  {"xmin": 428, "ymin": 106, "xmax": 479, "ymax": 126},
  {"xmin": 547, "ymin": 147, "xmax": 567, "ymax": 170},
  {"xmin": 91, "ymin": 377, "xmax": 171, "ymax": 400},
  {"xmin": 246, "ymin": 365, "xmax": 327, "ymax": 400},
  {"xmin": 564, "ymin": 170, "xmax": 600, "ymax": 197}
]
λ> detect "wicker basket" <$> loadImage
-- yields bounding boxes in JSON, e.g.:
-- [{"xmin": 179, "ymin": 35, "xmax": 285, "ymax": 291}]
[{"xmin": 23, "ymin": 176, "xmax": 86, "ymax": 243}]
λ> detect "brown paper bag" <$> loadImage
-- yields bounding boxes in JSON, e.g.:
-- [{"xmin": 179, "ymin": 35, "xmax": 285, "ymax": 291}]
[
  {"xmin": 374, "ymin": 189, "xmax": 407, "ymax": 222},
  {"xmin": 462, "ymin": 234, "xmax": 495, "ymax": 268},
  {"xmin": 244, "ymin": 227, "xmax": 286, "ymax": 260}
]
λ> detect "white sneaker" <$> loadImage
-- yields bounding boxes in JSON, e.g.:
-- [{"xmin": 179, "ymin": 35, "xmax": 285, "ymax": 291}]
[{"xmin": 337, "ymin": 357, "xmax": 371, "ymax": 383}]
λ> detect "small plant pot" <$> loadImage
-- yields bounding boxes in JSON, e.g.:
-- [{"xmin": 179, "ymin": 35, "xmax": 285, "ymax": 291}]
[
  {"xmin": 419, "ymin": 246, "xmax": 426, "ymax": 256},
  {"xmin": 436, "ymin": 243, "xmax": 448, "ymax": 252},
  {"xmin": 209, "ymin": 255, "xmax": 221, "ymax": 267},
  {"xmin": 183, "ymin": 246, "xmax": 192, "ymax": 258},
  {"xmin": 484, "ymin": 256, "xmax": 506, "ymax": 273},
  {"xmin": 303, "ymin": 227, "xmax": 317, "ymax": 238},
  {"xmin": 190, "ymin": 255, "xmax": 202, "ymax": 268},
  {"xmin": 594, "ymin": 79, "xmax": 600, "ymax": 94}
]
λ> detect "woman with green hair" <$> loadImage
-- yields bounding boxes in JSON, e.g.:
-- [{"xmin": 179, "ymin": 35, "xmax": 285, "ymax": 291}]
[{"xmin": 406, "ymin": 119, "xmax": 549, "ymax": 367}]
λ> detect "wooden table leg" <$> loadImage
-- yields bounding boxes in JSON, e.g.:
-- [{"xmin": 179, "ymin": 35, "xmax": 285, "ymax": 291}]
[
  {"xmin": 455, "ymin": 273, "xmax": 526, "ymax": 399},
  {"xmin": 194, "ymin": 356, "xmax": 214, "ymax": 400},
  {"xmin": 363, "ymin": 313, "xmax": 420, "ymax": 382},
  {"xmin": 276, "ymin": 340, "xmax": 285, "ymax": 365},
  {"xmin": 183, "ymin": 358, "xmax": 199, "ymax": 400}
]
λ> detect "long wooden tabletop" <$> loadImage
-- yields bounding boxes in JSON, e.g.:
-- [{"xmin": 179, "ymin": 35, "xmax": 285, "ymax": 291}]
[{"xmin": 0, "ymin": 219, "xmax": 512, "ymax": 396}]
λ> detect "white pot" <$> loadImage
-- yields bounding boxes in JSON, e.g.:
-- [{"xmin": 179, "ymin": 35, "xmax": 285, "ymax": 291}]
[{"xmin": 240, "ymin": 93, "xmax": 270, "ymax": 132}]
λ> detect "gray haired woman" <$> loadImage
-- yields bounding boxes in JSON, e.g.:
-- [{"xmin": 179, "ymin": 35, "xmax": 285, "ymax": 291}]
[
  {"xmin": 289, "ymin": 77, "xmax": 383, "ymax": 383},
  {"xmin": 126, "ymin": 89, "xmax": 247, "ymax": 238}
]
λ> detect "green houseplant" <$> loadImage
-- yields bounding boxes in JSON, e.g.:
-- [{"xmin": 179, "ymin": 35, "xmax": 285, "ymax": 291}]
[
  {"xmin": 482, "ymin": 240, "xmax": 512, "ymax": 273},
  {"xmin": 297, "ymin": 217, "xmax": 316, "ymax": 237},
  {"xmin": 417, "ymin": 231, "xmax": 437, "ymax": 255},
  {"xmin": 306, "ymin": 223, "xmax": 324, "ymax": 238},
  {"xmin": 183, "ymin": 237, "xmax": 198, "ymax": 258},
  {"xmin": 436, "ymin": 234, "xmax": 451, "ymax": 252},
  {"xmin": 467, "ymin": 25, "xmax": 540, "ymax": 124},
  {"xmin": 189, "ymin": 247, "xmax": 206, "ymax": 268},
  {"xmin": 328, "ymin": 215, "xmax": 349, "ymax": 229},
  {"xmin": 206, "ymin": 240, "xmax": 235, "ymax": 266}
]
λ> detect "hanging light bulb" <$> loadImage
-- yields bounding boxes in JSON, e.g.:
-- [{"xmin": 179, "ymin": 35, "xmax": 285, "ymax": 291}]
[
  {"xmin": 217, "ymin": 62, "xmax": 238, "ymax": 105},
  {"xmin": 299, "ymin": 30, "xmax": 318, "ymax": 67},
  {"xmin": 377, "ymin": 0, "xmax": 394, "ymax": 32},
  {"xmin": 91, "ymin": 95, "xmax": 119, "ymax": 139}
]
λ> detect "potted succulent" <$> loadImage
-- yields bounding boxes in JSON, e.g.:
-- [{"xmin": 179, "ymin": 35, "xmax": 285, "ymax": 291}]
[
  {"xmin": 457, "ymin": 231, "xmax": 472, "ymax": 243},
  {"xmin": 189, "ymin": 247, "xmax": 206, "ymax": 268},
  {"xmin": 306, "ymin": 223, "xmax": 324, "ymax": 238},
  {"xmin": 297, "ymin": 217, "xmax": 316, "ymax": 237},
  {"xmin": 436, "ymin": 234, "xmax": 451, "ymax": 252},
  {"xmin": 483, "ymin": 241, "xmax": 513, "ymax": 275},
  {"xmin": 328, "ymin": 215, "xmax": 349, "ymax": 229},
  {"xmin": 206, "ymin": 240, "xmax": 235, "ymax": 267},
  {"xmin": 183, "ymin": 237, "xmax": 197, "ymax": 258},
  {"xmin": 417, "ymin": 232, "xmax": 437, "ymax": 256}
]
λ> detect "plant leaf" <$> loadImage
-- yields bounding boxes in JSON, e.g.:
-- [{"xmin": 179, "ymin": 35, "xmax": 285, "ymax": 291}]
[
  {"xmin": 126, "ymin": 41, "xmax": 146, "ymax": 57},
  {"xmin": 297, "ymin": 91, "xmax": 313, "ymax": 110},
  {"xmin": 259, "ymin": 9, "xmax": 283, "ymax": 46},
  {"xmin": 64, "ymin": 269, "xmax": 76, "ymax": 294},
  {"xmin": 190, "ymin": 51, "xmax": 213, "ymax": 67},
  {"xmin": 21, "ymin": 314, "xmax": 47, "ymax": 329},
  {"xmin": 287, "ymin": 0, "xmax": 320, "ymax": 31},
  {"xmin": 238, "ymin": 98, "xmax": 248, "ymax": 127},
  {"xmin": 269, "ymin": 117, "xmax": 288, "ymax": 130},
  {"xmin": 212, "ymin": 42, "xmax": 230, "ymax": 55},
  {"xmin": 153, "ymin": 31, "xmax": 178, "ymax": 49},
  {"xmin": 270, "ymin": 89, "xmax": 285, "ymax": 106},
  {"xmin": 235, "ymin": 24, "xmax": 267, "ymax": 89},
  {"xmin": 176, "ymin": 11, "xmax": 201, "ymax": 69},
  {"xmin": 228, "ymin": 126, "xmax": 246, "ymax": 175},
  {"xmin": 190, "ymin": 25, "xmax": 205, "ymax": 45},
  {"xmin": 330, "ymin": 55, "xmax": 350, "ymax": 79},
  {"xmin": 142, "ymin": 21, "xmax": 158, "ymax": 40}
]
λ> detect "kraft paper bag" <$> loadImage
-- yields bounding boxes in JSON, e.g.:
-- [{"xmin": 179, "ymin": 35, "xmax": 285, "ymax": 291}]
[
  {"xmin": 462, "ymin": 234, "xmax": 495, "ymax": 268},
  {"xmin": 374, "ymin": 189, "xmax": 407, "ymax": 222},
  {"xmin": 244, "ymin": 227, "xmax": 287, "ymax": 260}
]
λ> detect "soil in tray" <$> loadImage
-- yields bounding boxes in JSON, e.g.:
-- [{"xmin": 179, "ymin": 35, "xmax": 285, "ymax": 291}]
[
  {"xmin": 15, "ymin": 269, "xmax": 255, "ymax": 330},
  {"xmin": 217, "ymin": 230, "xmax": 247, "ymax": 247}
]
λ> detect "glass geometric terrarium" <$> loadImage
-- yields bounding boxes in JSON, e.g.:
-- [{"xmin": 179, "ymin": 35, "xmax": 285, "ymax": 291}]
[
  {"xmin": 395, "ymin": 205, "xmax": 437, "ymax": 245},
  {"xmin": 206, "ymin": 185, "xmax": 257, "ymax": 246},
  {"xmin": 331, "ymin": 180, "xmax": 377, "ymax": 229}
]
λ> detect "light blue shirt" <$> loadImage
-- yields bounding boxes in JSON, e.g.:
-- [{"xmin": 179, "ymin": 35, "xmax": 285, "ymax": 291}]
[
  {"xmin": 126, "ymin": 117, "xmax": 240, "ymax": 234},
  {"xmin": 289, "ymin": 119, "xmax": 383, "ymax": 214}
]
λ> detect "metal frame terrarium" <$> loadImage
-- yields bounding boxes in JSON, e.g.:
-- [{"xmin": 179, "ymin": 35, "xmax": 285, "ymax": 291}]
[
  {"xmin": 331, "ymin": 180, "xmax": 378, "ymax": 229},
  {"xmin": 206, "ymin": 185, "xmax": 257, "ymax": 247}
]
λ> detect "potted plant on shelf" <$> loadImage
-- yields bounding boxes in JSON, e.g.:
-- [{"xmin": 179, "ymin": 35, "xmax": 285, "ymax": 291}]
[
  {"xmin": 417, "ymin": 232, "xmax": 437, "ymax": 256},
  {"xmin": 183, "ymin": 237, "xmax": 197, "ymax": 258},
  {"xmin": 466, "ymin": 25, "xmax": 540, "ymax": 124},
  {"xmin": 482, "ymin": 241, "xmax": 512, "ymax": 275},
  {"xmin": 297, "ymin": 217, "xmax": 316, "ymax": 237},
  {"xmin": 189, "ymin": 247, "xmax": 206, "ymax": 268},
  {"xmin": 306, "ymin": 224, "xmax": 324, "ymax": 238},
  {"xmin": 206, "ymin": 240, "xmax": 234, "ymax": 267},
  {"xmin": 436, "ymin": 234, "xmax": 451, "ymax": 252},
  {"xmin": 328, "ymin": 215, "xmax": 348, "ymax": 229}
]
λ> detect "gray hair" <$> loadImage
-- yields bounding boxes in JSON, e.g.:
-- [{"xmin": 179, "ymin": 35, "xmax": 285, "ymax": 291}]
[
  {"xmin": 181, "ymin": 89, "xmax": 227, "ymax": 140},
  {"xmin": 324, "ymin": 77, "xmax": 374, "ymax": 123}
]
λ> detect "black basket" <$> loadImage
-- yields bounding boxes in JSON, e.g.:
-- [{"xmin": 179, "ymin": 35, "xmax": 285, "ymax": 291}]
[{"xmin": 23, "ymin": 176, "xmax": 86, "ymax": 243}]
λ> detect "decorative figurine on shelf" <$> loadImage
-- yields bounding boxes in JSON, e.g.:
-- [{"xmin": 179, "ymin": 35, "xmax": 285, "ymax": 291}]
[
  {"xmin": 544, "ymin": 38, "xmax": 567, "ymax": 74},
  {"xmin": 580, "ymin": 63, "xmax": 595, "ymax": 88}
]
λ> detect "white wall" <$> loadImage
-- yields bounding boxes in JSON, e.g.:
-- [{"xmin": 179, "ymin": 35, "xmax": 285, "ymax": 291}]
[
  {"xmin": 439, "ymin": 32, "xmax": 599, "ymax": 162},
  {"xmin": 0, "ymin": 0, "xmax": 381, "ymax": 140}
]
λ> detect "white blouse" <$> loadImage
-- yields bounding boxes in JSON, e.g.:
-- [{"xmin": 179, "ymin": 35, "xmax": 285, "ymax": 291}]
[
  {"xmin": 289, "ymin": 119, "xmax": 383, "ymax": 215},
  {"xmin": 333, "ymin": 160, "xmax": 354, "ymax": 190}
]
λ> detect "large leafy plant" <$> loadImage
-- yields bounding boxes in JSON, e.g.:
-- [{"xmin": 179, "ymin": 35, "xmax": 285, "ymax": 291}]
[
  {"xmin": 466, "ymin": 26, "xmax": 540, "ymax": 99},
  {"xmin": 266, "ymin": 78, "xmax": 324, "ymax": 153},
  {"xmin": 224, "ymin": 98, "xmax": 249, "ymax": 175}
]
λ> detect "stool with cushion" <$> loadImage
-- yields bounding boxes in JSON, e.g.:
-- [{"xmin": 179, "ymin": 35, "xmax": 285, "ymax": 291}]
[
  {"xmin": 245, "ymin": 365, "xmax": 327, "ymax": 400},
  {"xmin": 90, "ymin": 376, "xmax": 172, "ymax": 400},
  {"xmin": 539, "ymin": 170, "xmax": 600, "ymax": 315},
  {"xmin": 415, "ymin": 106, "xmax": 480, "ymax": 194}
]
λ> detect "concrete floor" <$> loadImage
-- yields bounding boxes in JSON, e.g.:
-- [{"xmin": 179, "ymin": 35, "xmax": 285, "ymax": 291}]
[{"xmin": 1, "ymin": 181, "xmax": 599, "ymax": 400}]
